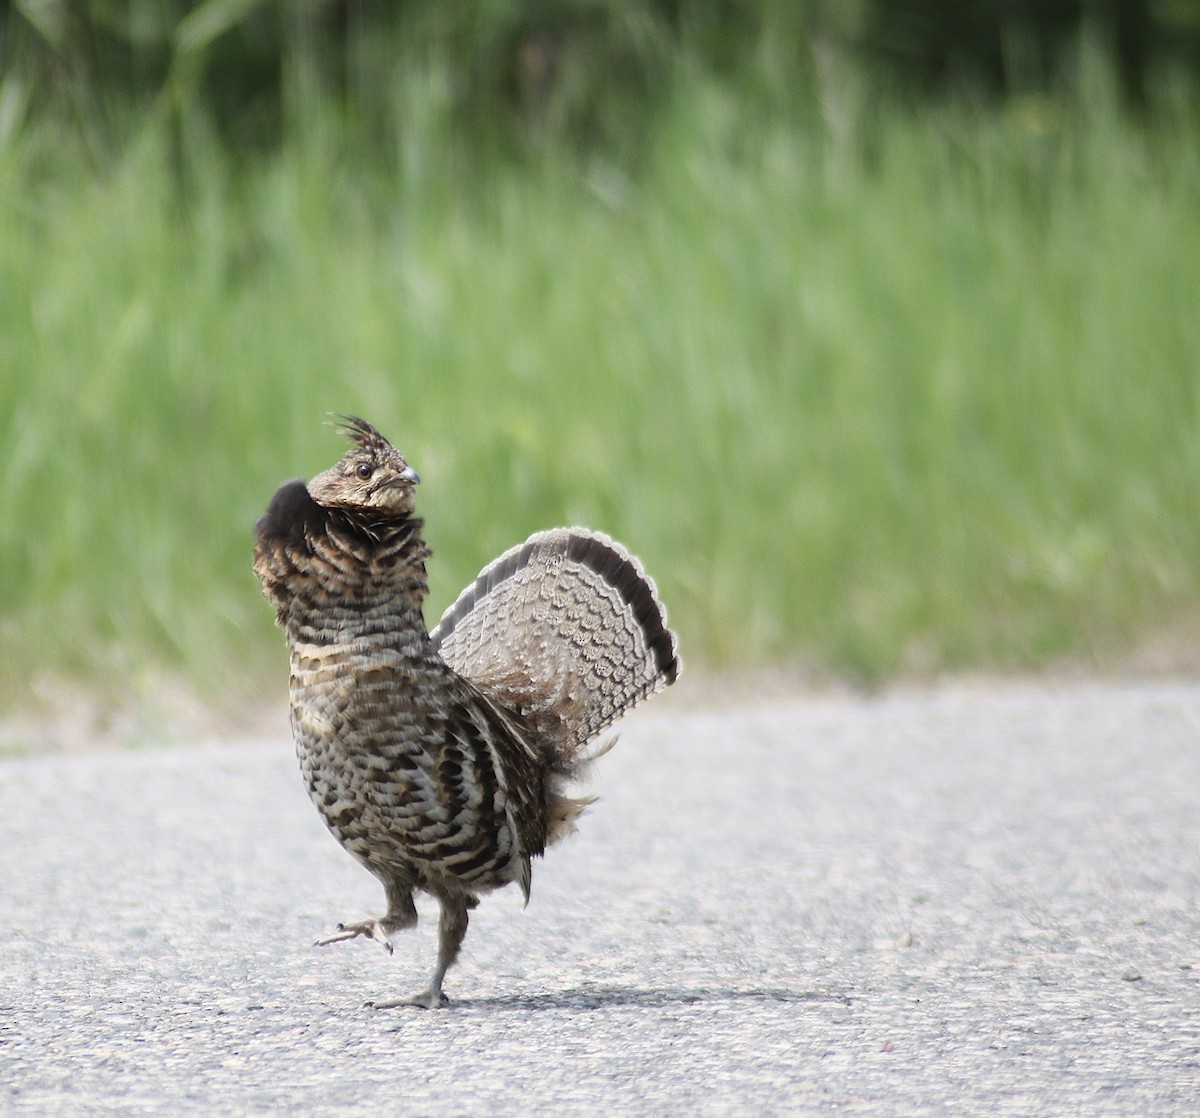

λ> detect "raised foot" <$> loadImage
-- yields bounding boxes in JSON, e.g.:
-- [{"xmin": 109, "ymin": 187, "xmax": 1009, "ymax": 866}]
[
  {"xmin": 315, "ymin": 918, "xmax": 393, "ymax": 954},
  {"xmin": 368, "ymin": 989, "xmax": 450, "ymax": 1011}
]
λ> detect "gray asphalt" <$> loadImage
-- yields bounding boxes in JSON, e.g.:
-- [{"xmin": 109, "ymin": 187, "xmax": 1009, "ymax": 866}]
[{"xmin": 2, "ymin": 682, "xmax": 1199, "ymax": 1115}]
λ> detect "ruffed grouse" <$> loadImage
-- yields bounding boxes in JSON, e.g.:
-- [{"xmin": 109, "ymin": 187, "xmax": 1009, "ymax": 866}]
[{"xmin": 253, "ymin": 417, "xmax": 680, "ymax": 1008}]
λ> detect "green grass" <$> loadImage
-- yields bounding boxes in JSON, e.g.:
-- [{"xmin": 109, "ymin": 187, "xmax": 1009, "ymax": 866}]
[{"xmin": 2, "ymin": 66, "xmax": 1199, "ymax": 716}]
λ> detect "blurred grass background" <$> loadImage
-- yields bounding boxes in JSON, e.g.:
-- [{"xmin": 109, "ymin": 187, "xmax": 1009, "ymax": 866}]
[{"xmin": 2, "ymin": 1, "xmax": 1200, "ymax": 733}]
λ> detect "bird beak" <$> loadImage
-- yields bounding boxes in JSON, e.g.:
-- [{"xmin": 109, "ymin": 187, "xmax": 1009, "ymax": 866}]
[{"xmin": 400, "ymin": 465, "xmax": 420, "ymax": 485}]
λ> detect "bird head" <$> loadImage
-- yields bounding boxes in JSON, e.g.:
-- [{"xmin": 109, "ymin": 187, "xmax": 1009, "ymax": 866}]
[{"xmin": 307, "ymin": 415, "xmax": 421, "ymax": 518}]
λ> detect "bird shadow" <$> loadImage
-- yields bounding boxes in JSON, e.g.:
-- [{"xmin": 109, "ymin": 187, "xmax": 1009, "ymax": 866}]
[{"xmin": 443, "ymin": 985, "xmax": 852, "ymax": 1012}]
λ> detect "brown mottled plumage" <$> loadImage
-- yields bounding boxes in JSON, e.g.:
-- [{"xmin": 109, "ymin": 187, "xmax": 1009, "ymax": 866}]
[{"xmin": 252, "ymin": 416, "xmax": 680, "ymax": 1008}]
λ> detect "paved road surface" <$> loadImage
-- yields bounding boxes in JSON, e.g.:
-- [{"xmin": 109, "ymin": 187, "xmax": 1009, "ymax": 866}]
[{"xmin": 2, "ymin": 683, "xmax": 1199, "ymax": 1115}]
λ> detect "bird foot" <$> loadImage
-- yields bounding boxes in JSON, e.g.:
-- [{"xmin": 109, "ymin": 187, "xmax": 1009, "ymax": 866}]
[
  {"xmin": 368, "ymin": 989, "xmax": 450, "ymax": 1011},
  {"xmin": 315, "ymin": 918, "xmax": 393, "ymax": 954}
]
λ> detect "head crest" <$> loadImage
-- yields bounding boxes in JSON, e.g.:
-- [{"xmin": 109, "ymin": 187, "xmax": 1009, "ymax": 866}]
[{"xmin": 331, "ymin": 414, "xmax": 390, "ymax": 450}]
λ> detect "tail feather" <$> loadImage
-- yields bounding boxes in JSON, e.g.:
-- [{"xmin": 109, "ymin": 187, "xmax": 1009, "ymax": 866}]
[{"xmin": 431, "ymin": 528, "xmax": 680, "ymax": 761}]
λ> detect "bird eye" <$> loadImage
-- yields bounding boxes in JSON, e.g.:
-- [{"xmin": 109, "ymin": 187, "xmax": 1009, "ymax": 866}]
[{"xmin": 356, "ymin": 462, "xmax": 373, "ymax": 480}]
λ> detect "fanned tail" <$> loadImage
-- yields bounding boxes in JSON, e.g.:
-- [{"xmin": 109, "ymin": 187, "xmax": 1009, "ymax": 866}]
[{"xmin": 431, "ymin": 528, "xmax": 680, "ymax": 764}]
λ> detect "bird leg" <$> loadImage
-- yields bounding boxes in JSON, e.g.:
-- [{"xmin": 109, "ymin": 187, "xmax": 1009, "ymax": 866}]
[
  {"xmin": 370, "ymin": 893, "xmax": 471, "ymax": 1010},
  {"xmin": 315, "ymin": 918, "xmax": 394, "ymax": 952},
  {"xmin": 316, "ymin": 881, "xmax": 416, "ymax": 955}
]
